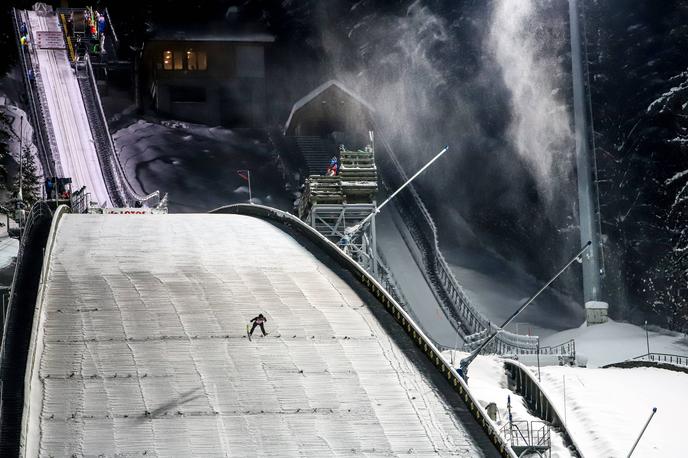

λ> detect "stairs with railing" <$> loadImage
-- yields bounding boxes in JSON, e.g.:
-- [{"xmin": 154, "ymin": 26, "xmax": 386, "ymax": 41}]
[{"xmin": 295, "ymin": 136, "xmax": 338, "ymax": 176}]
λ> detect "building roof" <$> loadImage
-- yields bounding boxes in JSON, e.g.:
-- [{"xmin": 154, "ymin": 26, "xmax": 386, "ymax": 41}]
[
  {"xmin": 284, "ymin": 80, "xmax": 375, "ymax": 134},
  {"xmin": 148, "ymin": 21, "xmax": 274, "ymax": 43}
]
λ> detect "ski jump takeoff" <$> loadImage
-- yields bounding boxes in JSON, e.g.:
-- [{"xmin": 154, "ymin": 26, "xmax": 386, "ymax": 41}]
[{"xmin": 247, "ymin": 314, "xmax": 268, "ymax": 341}]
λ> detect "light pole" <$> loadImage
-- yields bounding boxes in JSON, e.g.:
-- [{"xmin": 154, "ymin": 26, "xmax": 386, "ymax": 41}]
[
  {"xmin": 644, "ymin": 320, "xmax": 650, "ymax": 355},
  {"xmin": 569, "ymin": 0, "xmax": 606, "ymax": 310}
]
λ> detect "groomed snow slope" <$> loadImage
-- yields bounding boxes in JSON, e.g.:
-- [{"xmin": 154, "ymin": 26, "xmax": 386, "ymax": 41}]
[{"xmin": 23, "ymin": 214, "xmax": 496, "ymax": 457}]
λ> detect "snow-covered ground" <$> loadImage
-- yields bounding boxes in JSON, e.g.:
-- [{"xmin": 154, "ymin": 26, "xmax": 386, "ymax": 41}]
[
  {"xmin": 114, "ymin": 120, "xmax": 292, "ymax": 212},
  {"xmin": 443, "ymin": 351, "xmax": 574, "ymax": 458},
  {"xmin": 443, "ymin": 314, "xmax": 688, "ymax": 458},
  {"xmin": 542, "ymin": 319, "xmax": 688, "ymax": 367},
  {"xmin": 444, "ymin": 349, "xmax": 686, "ymax": 458},
  {"xmin": 538, "ymin": 364, "xmax": 686, "ymax": 457}
]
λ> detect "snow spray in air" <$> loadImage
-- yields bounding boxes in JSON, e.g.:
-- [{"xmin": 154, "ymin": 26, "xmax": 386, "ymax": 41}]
[{"xmin": 487, "ymin": 0, "xmax": 574, "ymax": 205}]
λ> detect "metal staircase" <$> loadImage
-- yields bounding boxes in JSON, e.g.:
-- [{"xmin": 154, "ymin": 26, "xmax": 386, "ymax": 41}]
[{"xmin": 295, "ymin": 136, "xmax": 338, "ymax": 176}]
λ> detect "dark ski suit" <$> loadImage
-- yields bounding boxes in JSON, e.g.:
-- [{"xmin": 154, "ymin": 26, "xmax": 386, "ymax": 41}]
[{"xmin": 249, "ymin": 314, "xmax": 268, "ymax": 336}]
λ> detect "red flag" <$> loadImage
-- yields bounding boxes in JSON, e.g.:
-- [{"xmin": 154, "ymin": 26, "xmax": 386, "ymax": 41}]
[{"xmin": 237, "ymin": 170, "xmax": 249, "ymax": 181}]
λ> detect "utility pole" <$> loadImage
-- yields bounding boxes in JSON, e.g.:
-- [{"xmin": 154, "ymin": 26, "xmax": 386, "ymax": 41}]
[
  {"xmin": 644, "ymin": 320, "xmax": 650, "ymax": 355},
  {"xmin": 569, "ymin": 0, "xmax": 606, "ymax": 311}
]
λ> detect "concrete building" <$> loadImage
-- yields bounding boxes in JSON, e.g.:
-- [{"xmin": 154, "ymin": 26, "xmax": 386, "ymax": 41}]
[{"xmin": 142, "ymin": 23, "xmax": 274, "ymax": 127}]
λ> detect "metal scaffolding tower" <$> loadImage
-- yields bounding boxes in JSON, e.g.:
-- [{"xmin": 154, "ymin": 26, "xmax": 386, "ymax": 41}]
[{"xmin": 299, "ymin": 145, "xmax": 379, "ymax": 274}]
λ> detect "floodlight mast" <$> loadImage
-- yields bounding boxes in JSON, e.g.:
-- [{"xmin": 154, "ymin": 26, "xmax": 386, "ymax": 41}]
[
  {"xmin": 343, "ymin": 146, "xmax": 449, "ymax": 241},
  {"xmin": 458, "ymin": 241, "xmax": 592, "ymax": 381}
]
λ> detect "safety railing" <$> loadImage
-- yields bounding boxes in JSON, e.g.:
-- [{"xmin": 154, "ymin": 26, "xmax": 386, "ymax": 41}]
[
  {"xmin": 103, "ymin": 8, "xmax": 119, "ymax": 54},
  {"xmin": 11, "ymin": 8, "xmax": 57, "ymax": 177},
  {"xmin": 376, "ymin": 134, "xmax": 539, "ymax": 353},
  {"xmin": 496, "ymin": 338, "xmax": 576, "ymax": 357},
  {"xmin": 500, "ymin": 420, "xmax": 551, "ymax": 456},
  {"xmin": 631, "ymin": 353, "xmax": 688, "ymax": 367},
  {"xmin": 78, "ymin": 53, "xmax": 161, "ymax": 208},
  {"xmin": 212, "ymin": 203, "xmax": 518, "ymax": 458},
  {"xmin": 69, "ymin": 186, "xmax": 91, "ymax": 213},
  {"xmin": 58, "ymin": 13, "xmax": 76, "ymax": 62}
]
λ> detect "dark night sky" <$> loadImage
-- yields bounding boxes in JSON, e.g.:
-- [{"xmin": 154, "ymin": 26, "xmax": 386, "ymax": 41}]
[{"xmin": 2, "ymin": 0, "xmax": 686, "ymax": 329}]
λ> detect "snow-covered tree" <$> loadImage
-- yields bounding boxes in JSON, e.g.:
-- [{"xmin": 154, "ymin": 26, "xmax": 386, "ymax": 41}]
[
  {"xmin": 0, "ymin": 111, "xmax": 10, "ymax": 187},
  {"xmin": 13, "ymin": 146, "xmax": 40, "ymax": 207}
]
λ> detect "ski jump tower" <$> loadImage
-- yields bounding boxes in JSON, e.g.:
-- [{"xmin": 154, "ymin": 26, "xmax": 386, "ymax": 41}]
[{"xmin": 298, "ymin": 145, "xmax": 379, "ymax": 275}]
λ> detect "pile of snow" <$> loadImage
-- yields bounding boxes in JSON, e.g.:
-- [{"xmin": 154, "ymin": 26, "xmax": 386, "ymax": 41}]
[
  {"xmin": 542, "ymin": 319, "xmax": 687, "ymax": 367},
  {"xmin": 538, "ymin": 364, "xmax": 686, "ymax": 457},
  {"xmin": 113, "ymin": 120, "xmax": 291, "ymax": 212}
]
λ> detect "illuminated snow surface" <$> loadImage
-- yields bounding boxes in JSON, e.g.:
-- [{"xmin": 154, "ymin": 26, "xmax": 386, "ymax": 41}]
[{"xmin": 24, "ymin": 213, "xmax": 498, "ymax": 457}]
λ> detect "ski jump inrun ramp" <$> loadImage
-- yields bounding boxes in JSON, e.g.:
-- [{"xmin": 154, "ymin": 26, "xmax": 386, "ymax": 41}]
[{"xmin": 11, "ymin": 207, "xmax": 510, "ymax": 457}]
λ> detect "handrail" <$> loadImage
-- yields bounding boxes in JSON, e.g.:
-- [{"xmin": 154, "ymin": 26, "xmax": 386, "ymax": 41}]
[
  {"xmin": 375, "ymin": 133, "xmax": 539, "ymax": 353},
  {"xmin": 103, "ymin": 8, "xmax": 120, "ymax": 52},
  {"xmin": 58, "ymin": 13, "xmax": 76, "ymax": 62},
  {"xmin": 631, "ymin": 352, "xmax": 688, "ymax": 367},
  {"xmin": 211, "ymin": 203, "xmax": 517, "ymax": 458},
  {"xmin": 18, "ymin": 205, "xmax": 70, "ymax": 457}
]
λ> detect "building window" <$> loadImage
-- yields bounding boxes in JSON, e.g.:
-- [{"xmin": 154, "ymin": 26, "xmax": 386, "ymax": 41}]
[
  {"xmin": 163, "ymin": 50, "xmax": 183, "ymax": 70},
  {"xmin": 163, "ymin": 50, "xmax": 173, "ymax": 70},
  {"xmin": 173, "ymin": 51, "xmax": 183, "ymax": 70},
  {"xmin": 197, "ymin": 51, "xmax": 207, "ymax": 71},
  {"xmin": 186, "ymin": 49, "xmax": 207, "ymax": 71},
  {"xmin": 165, "ymin": 49, "xmax": 207, "ymax": 71}
]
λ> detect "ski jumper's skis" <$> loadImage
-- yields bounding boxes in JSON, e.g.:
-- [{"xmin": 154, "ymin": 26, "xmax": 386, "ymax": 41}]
[{"xmin": 246, "ymin": 324, "xmax": 252, "ymax": 341}]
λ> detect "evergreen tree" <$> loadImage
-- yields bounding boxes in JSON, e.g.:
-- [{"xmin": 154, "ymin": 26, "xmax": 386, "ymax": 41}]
[
  {"xmin": 0, "ymin": 112, "xmax": 11, "ymax": 189},
  {"xmin": 13, "ymin": 146, "xmax": 40, "ymax": 207}
]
